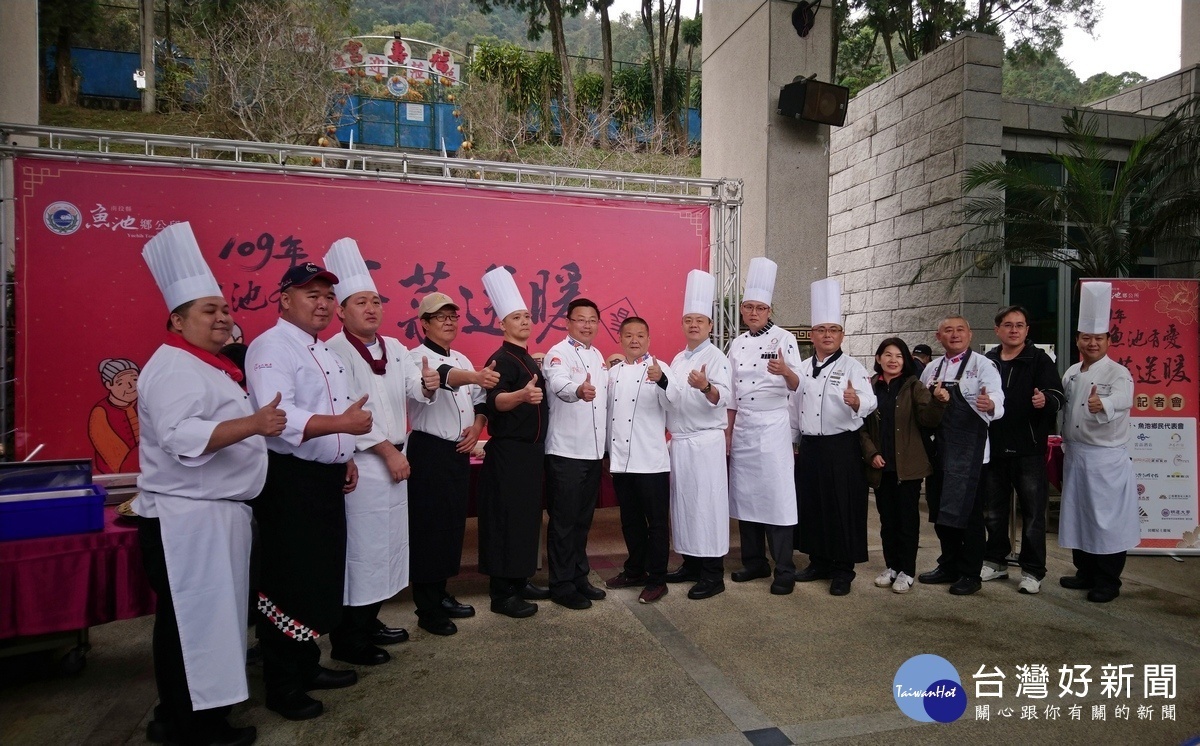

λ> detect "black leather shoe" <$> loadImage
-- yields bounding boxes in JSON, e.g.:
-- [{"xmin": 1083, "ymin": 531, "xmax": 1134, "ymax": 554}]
[
  {"xmin": 794, "ymin": 565, "xmax": 833, "ymax": 583},
  {"xmin": 770, "ymin": 576, "xmax": 795, "ymax": 595},
  {"xmin": 520, "ymin": 582, "xmax": 552, "ymax": 600},
  {"xmin": 184, "ymin": 725, "xmax": 256, "ymax": 746},
  {"xmin": 731, "ymin": 566, "xmax": 771, "ymax": 582},
  {"xmin": 551, "ymin": 591, "xmax": 592, "ymax": 610},
  {"xmin": 370, "ymin": 626, "xmax": 409, "ymax": 646},
  {"xmin": 491, "ymin": 596, "xmax": 538, "ymax": 618},
  {"xmin": 949, "ymin": 576, "xmax": 982, "ymax": 596},
  {"xmin": 918, "ymin": 566, "xmax": 955, "ymax": 584},
  {"xmin": 577, "ymin": 582, "xmax": 606, "ymax": 601},
  {"xmin": 331, "ymin": 645, "xmax": 390, "ymax": 666},
  {"xmin": 266, "ymin": 690, "xmax": 323, "ymax": 721},
  {"xmin": 665, "ymin": 566, "xmax": 701, "ymax": 584},
  {"xmin": 441, "ymin": 596, "xmax": 476, "ymax": 618},
  {"xmin": 1059, "ymin": 575, "xmax": 1095, "ymax": 590},
  {"xmin": 418, "ymin": 617, "xmax": 458, "ymax": 636},
  {"xmin": 303, "ymin": 666, "xmax": 358, "ymax": 691},
  {"xmin": 829, "ymin": 577, "xmax": 852, "ymax": 596},
  {"xmin": 1086, "ymin": 587, "xmax": 1119, "ymax": 603},
  {"xmin": 687, "ymin": 579, "xmax": 725, "ymax": 599}
]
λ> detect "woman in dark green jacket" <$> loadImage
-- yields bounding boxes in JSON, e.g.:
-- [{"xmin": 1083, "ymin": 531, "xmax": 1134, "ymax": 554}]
[{"xmin": 860, "ymin": 338, "xmax": 946, "ymax": 594}]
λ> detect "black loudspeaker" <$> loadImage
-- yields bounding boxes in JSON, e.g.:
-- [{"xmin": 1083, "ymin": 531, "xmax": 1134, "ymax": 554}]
[{"xmin": 777, "ymin": 78, "xmax": 850, "ymax": 127}]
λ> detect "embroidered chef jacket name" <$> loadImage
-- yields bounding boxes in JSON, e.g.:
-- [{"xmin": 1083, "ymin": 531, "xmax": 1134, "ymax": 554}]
[{"xmin": 791, "ymin": 351, "xmax": 877, "ymax": 437}]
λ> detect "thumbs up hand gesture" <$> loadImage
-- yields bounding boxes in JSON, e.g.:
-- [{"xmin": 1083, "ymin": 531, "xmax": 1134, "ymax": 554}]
[
  {"xmin": 932, "ymin": 379, "xmax": 950, "ymax": 403},
  {"xmin": 1031, "ymin": 387, "xmax": 1046, "ymax": 410},
  {"xmin": 843, "ymin": 378, "xmax": 860, "ymax": 411},
  {"xmin": 254, "ymin": 392, "xmax": 287, "ymax": 437},
  {"xmin": 343, "ymin": 394, "xmax": 373, "ymax": 435},
  {"xmin": 646, "ymin": 357, "xmax": 663, "ymax": 383},
  {"xmin": 421, "ymin": 356, "xmax": 440, "ymax": 392},
  {"xmin": 975, "ymin": 385, "xmax": 995, "ymax": 413},
  {"xmin": 476, "ymin": 360, "xmax": 500, "ymax": 390},
  {"xmin": 577, "ymin": 372, "xmax": 597, "ymax": 402},
  {"xmin": 524, "ymin": 377, "xmax": 544, "ymax": 405},
  {"xmin": 767, "ymin": 345, "xmax": 788, "ymax": 376},
  {"xmin": 1087, "ymin": 384, "xmax": 1103, "ymax": 414},
  {"xmin": 688, "ymin": 363, "xmax": 709, "ymax": 390}
]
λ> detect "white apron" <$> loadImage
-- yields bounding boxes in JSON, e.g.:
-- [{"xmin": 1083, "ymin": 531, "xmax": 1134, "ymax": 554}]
[
  {"xmin": 343, "ymin": 450, "xmax": 410, "ymax": 606},
  {"xmin": 157, "ymin": 495, "xmax": 252, "ymax": 710},
  {"xmin": 728, "ymin": 408, "xmax": 798, "ymax": 525},
  {"xmin": 1059, "ymin": 440, "xmax": 1140, "ymax": 554},
  {"xmin": 669, "ymin": 429, "xmax": 730, "ymax": 557}
]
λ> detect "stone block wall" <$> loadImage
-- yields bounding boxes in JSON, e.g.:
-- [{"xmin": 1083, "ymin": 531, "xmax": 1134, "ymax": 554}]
[
  {"xmin": 1086, "ymin": 67, "xmax": 1200, "ymax": 118},
  {"xmin": 827, "ymin": 33, "xmax": 1004, "ymax": 359}
]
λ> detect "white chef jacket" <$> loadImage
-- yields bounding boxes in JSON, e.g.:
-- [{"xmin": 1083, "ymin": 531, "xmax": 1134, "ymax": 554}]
[
  {"xmin": 606, "ymin": 354, "xmax": 670, "ymax": 473},
  {"xmin": 134, "ymin": 343, "xmax": 265, "ymax": 711},
  {"xmin": 544, "ymin": 335, "xmax": 608, "ymax": 459},
  {"xmin": 665, "ymin": 340, "xmax": 731, "ymax": 435},
  {"xmin": 1062, "ymin": 356, "xmax": 1135, "ymax": 447},
  {"xmin": 727, "ymin": 323, "xmax": 802, "ymax": 413},
  {"xmin": 791, "ymin": 352, "xmax": 877, "ymax": 437},
  {"xmin": 409, "ymin": 340, "xmax": 487, "ymax": 442},
  {"xmin": 326, "ymin": 332, "xmax": 431, "ymax": 449},
  {"xmin": 919, "ymin": 349, "xmax": 1005, "ymax": 463},
  {"xmin": 245, "ymin": 318, "xmax": 355, "ymax": 464}
]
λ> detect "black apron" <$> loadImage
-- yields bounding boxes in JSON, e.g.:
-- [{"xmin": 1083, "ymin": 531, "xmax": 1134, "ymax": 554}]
[
  {"xmin": 927, "ymin": 351, "xmax": 988, "ymax": 529},
  {"xmin": 796, "ymin": 430, "xmax": 869, "ymax": 562},
  {"xmin": 476, "ymin": 438, "xmax": 544, "ymax": 578},
  {"xmin": 407, "ymin": 429, "xmax": 470, "ymax": 583}
]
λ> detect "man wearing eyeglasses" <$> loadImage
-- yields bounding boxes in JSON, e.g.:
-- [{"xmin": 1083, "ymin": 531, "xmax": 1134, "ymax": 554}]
[
  {"xmin": 406, "ymin": 293, "xmax": 500, "ymax": 635},
  {"xmin": 727, "ymin": 258, "xmax": 802, "ymax": 594},
  {"xmin": 542, "ymin": 299, "xmax": 610, "ymax": 609},
  {"xmin": 980, "ymin": 306, "xmax": 1064, "ymax": 595}
]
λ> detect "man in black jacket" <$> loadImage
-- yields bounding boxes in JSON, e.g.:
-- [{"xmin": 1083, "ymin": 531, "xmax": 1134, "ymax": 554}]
[{"xmin": 981, "ymin": 306, "xmax": 1065, "ymax": 594}]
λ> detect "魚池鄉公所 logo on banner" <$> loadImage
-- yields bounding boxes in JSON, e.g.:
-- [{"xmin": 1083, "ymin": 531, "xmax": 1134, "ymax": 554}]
[
  {"xmin": 43, "ymin": 201, "xmax": 82, "ymax": 235},
  {"xmin": 893, "ymin": 654, "xmax": 968, "ymax": 723}
]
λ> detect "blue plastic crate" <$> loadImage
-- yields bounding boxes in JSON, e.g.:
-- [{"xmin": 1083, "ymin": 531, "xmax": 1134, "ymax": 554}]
[{"xmin": 0, "ymin": 485, "xmax": 107, "ymax": 541}]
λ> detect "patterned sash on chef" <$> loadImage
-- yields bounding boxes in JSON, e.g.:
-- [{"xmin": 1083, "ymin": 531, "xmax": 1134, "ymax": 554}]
[{"xmin": 257, "ymin": 592, "xmax": 320, "ymax": 641}]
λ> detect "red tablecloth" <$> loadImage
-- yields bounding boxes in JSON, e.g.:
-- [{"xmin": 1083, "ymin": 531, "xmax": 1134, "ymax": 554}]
[{"xmin": 0, "ymin": 507, "xmax": 155, "ymax": 640}]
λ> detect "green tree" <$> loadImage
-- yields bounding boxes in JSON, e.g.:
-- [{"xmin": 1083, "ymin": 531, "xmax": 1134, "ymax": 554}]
[
  {"xmin": 39, "ymin": 0, "xmax": 100, "ymax": 105},
  {"xmin": 917, "ymin": 102, "xmax": 1200, "ymax": 283},
  {"xmin": 680, "ymin": 10, "xmax": 700, "ymax": 140}
]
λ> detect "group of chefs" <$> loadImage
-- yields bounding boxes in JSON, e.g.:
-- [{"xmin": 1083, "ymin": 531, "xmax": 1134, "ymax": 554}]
[{"xmin": 133, "ymin": 223, "xmax": 1138, "ymax": 746}]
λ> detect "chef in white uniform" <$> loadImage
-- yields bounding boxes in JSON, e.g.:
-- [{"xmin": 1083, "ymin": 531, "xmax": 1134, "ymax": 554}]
[
  {"xmin": 791, "ymin": 279, "xmax": 877, "ymax": 596},
  {"xmin": 543, "ymin": 299, "xmax": 610, "ymax": 609},
  {"xmin": 323, "ymin": 238, "xmax": 436, "ymax": 664},
  {"xmin": 136, "ymin": 222, "xmax": 282, "ymax": 746},
  {"xmin": 1059, "ymin": 282, "xmax": 1138, "ymax": 603},
  {"xmin": 662, "ymin": 270, "xmax": 733, "ymax": 600},
  {"xmin": 727, "ymin": 258, "xmax": 802, "ymax": 591},
  {"xmin": 602, "ymin": 317, "xmax": 672, "ymax": 604}
]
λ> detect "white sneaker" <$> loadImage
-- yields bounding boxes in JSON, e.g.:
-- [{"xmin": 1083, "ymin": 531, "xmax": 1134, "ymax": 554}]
[
  {"xmin": 980, "ymin": 562, "xmax": 1009, "ymax": 582},
  {"xmin": 874, "ymin": 568, "xmax": 897, "ymax": 587},
  {"xmin": 1018, "ymin": 573, "xmax": 1041, "ymax": 594},
  {"xmin": 892, "ymin": 572, "xmax": 914, "ymax": 594}
]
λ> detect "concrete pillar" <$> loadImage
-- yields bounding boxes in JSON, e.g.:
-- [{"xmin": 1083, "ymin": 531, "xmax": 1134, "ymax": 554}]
[
  {"xmin": 1184, "ymin": 0, "xmax": 1200, "ymax": 69},
  {"xmin": 141, "ymin": 0, "xmax": 156, "ymax": 112},
  {"xmin": 701, "ymin": 1, "xmax": 834, "ymax": 327},
  {"xmin": 0, "ymin": 1, "xmax": 39, "ymax": 133}
]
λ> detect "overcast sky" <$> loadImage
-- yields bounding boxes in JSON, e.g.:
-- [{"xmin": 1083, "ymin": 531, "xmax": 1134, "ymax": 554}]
[{"xmin": 608, "ymin": 0, "xmax": 1184, "ymax": 82}]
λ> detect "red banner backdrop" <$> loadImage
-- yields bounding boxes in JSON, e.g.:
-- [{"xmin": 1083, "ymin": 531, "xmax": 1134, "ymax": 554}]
[
  {"xmin": 1106, "ymin": 279, "xmax": 1200, "ymax": 551},
  {"xmin": 15, "ymin": 157, "xmax": 710, "ymax": 466}
]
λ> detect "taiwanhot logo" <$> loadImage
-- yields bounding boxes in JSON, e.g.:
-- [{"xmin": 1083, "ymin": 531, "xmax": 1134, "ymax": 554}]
[
  {"xmin": 893, "ymin": 654, "xmax": 967, "ymax": 723},
  {"xmin": 43, "ymin": 201, "xmax": 82, "ymax": 235}
]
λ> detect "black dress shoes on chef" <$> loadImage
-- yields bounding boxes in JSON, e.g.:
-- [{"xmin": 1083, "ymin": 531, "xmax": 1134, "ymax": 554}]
[
  {"xmin": 441, "ymin": 596, "xmax": 476, "ymax": 618},
  {"xmin": 520, "ymin": 582, "xmax": 552, "ymax": 600},
  {"xmin": 829, "ymin": 577, "xmax": 852, "ymax": 596},
  {"xmin": 687, "ymin": 579, "xmax": 725, "ymax": 599},
  {"xmin": 169, "ymin": 724, "xmax": 257, "ymax": 746},
  {"xmin": 418, "ymin": 617, "xmax": 458, "ymax": 636},
  {"xmin": 266, "ymin": 690, "xmax": 324, "ymax": 721},
  {"xmin": 331, "ymin": 645, "xmax": 390, "ymax": 666},
  {"xmin": 370, "ymin": 625, "xmax": 409, "ymax": 646},
  {"xmin": 949, "ymin": 576, "xmax": 982, "ymax": 596},
  {"xmin": 491, "ymin": 596, "xmax": 538, "ymax": 618},
  {"xmin": 731, "ymin": 565, "xmax": 771, "ymax": 582},
  {"xmin": 551, "ymin": 591, "xmax": 592, "ymax": 610},
  {"xmin": 1059, "ymin": 575, "xmax": 1095, "ymax": 590},
  {"xmin": 303, "ymin": 665, "xmax": 359, "ymax": 690},
  {"xmin": 577, "ymin": 582, "xmax": 607, "ymax": 601},
  {"xmin": 918, "ymin": 566, "xmax": 956, "ymax": 585},
  {"xmin": 1086, "ymin": 587, "xmax": 1119, "ymax": 603},
  {"xmin": 770, "ymin": 575, "xmax": 796, "ymax": 595},
  {"xmin": 664, "ymin": 566, "xmax": 700, "ymax": 584},
  {"xmin": 794, "ymin": 565, "xmax": 833, "ymax": 583}
]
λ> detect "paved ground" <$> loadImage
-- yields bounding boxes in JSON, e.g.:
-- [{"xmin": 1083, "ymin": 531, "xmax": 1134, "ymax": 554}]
[{"xmin": 2, "ymin": 501, "xmax": 1198, "ymax": 745}]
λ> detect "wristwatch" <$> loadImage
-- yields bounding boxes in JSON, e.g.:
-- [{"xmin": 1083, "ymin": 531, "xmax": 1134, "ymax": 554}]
[{"xmin": 702, "ymin": 382, "xmax": 712, "ymax": 394}]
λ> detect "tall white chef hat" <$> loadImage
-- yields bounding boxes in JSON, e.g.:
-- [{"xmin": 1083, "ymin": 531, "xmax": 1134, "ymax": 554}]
[
  {"xmin": 810, "ymin": 277, "xmax": 843, "ymax": 328},
  {"xmin": 1077, "ymin": 281, "xmax": 1112, "ymax": 335},
  {"xmin": 743, "ymin": 257, "xmax": 778, "ymax": 306},
  {"xmin": 142, "ymin": 222, "xmax": 223, "ymax": 313},
  {"xmin": 482, "ymin": 266, "xmax": 528, "ymax": 319},
  {"xmin": 323, "ymin": 237, "xmax": 378, "ymax": 304},
  {"xmin": 683, "ymin": 269, "xmax": 716, "ymax": 319}
]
